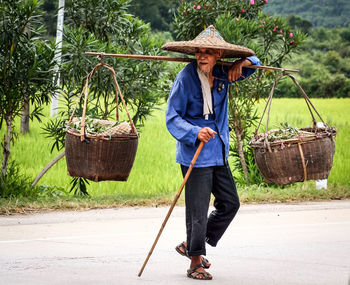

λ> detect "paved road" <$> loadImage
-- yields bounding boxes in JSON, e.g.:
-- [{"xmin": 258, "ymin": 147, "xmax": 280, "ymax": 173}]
[{"xmin": 0, "ymin": 201, "xmax": 349, "ymax": 285}]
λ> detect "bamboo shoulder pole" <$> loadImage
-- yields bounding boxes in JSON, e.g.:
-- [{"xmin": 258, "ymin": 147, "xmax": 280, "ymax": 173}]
[
  {"xmin": 138, "ymin": 141, "xmax": 204, "ymax": 277},
  {"xmin": 85, "ymin": 51, "xmax": 300, "ymax": 73}
]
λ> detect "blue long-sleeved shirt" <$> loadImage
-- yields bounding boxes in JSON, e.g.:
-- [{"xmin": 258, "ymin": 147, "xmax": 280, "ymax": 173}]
[{"xmin": 166, "ymin": 56, "xmax": 261, "ymax": 167}]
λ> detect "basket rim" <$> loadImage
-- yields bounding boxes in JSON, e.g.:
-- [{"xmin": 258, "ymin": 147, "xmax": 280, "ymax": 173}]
[
  {"xmin": 66, "ymin": 129, "xmax": 138, "ymax": 140},
  {"xmin": 250, "ymin": 127, "xmax": 336, "ymax": 148},
  {"xmin": 66, "ymin": 117, "xmax": 137, "ymax": 139}
]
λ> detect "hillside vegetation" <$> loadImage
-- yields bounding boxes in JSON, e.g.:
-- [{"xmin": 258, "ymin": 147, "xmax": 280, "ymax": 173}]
[
  {"xmin": 275, "ymin": 26, "xmax": 350, "ymax": 98},
  {"xmin": 264, "ymin": 0, "xmax": 350, "ymax": 28}
]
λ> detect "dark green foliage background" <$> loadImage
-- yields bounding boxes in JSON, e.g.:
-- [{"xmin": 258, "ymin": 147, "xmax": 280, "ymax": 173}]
[
  {"xmin": 264, "ymin": 0, "xmax": 350, "ymax": 28},
  {"xmin": 128, "ymin": 0, "xmax": 178, "ymax": 31},
  {"xmin": 275, "ymin": 26, "xmax": 350, "ymax": 98}
]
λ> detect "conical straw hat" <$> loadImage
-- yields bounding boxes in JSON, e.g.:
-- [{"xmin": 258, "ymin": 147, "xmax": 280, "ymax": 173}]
[{"xmin": 162, "ymin": 25, "xmax": 255, "ymax": 58}]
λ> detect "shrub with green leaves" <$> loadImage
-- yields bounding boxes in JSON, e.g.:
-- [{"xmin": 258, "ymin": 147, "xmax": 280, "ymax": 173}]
[
  {"xmin": 0, "ymin": 162, "xmax": 40, "ymax": 199},
  {"xmin": 0, "ymin": 161, "xmax": 67, "ymax": 199},
  {"xmin": 0, "ymin": 0, "xmax": 56, "ymax": 177}
]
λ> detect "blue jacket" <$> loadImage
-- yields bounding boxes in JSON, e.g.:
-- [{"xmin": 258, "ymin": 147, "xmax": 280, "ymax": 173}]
[{"xmin": 166, "ymin": 56, "xmax": 261, "ymax": 167}]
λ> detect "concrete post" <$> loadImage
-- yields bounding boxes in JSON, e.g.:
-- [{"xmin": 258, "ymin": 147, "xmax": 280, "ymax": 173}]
[
  {"xmin": 50, "ymin": 0, "xmax": 65, "ymax": 117},
  {"xmin": 315, "ymin": 122, "xmax": 327, "ymax": 189}
]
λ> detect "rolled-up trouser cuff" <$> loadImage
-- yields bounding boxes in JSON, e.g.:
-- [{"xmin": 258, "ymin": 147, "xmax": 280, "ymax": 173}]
[
  {"xmin": 188, "ymin": 249, "xmax": 206, "ymax": 257},
  {"xmin": 206, "ymin": 237, "xmax": 217, "ymax": 247}
]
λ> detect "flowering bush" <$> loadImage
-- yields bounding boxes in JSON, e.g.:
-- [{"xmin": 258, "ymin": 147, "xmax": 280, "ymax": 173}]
[
  {"xmin": 174, "ymin": 0, "xmax": 305, "ymax": 65},
  {"xmin": 175, "ymin": 0, "xmax": 267, "ymax": 40}
]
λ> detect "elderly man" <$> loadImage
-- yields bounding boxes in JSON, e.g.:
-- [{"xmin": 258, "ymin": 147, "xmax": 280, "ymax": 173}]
[{"xmin": 163, "ymin": 25, "xmax": 261, "ymax": 280}]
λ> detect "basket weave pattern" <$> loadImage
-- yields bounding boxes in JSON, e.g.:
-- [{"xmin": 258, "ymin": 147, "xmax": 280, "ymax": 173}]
[
  {"xmin": 65, "ymin": 132, "xmax": 138, "ymax": 182},
  {"xmin": 65, "ymin": 62, "xmax": 138, "ymax": 182},
  {"xmin": 68, "ymin": 118, "xmax": 132, "ymax": 137},
  {"xmin": 252, "ymin": 130, "xmax": 336, "ymax": 185},
  {"xmin": 162, "ymin": 25, "xmax": 255, "ymax": 58},
  {"xmin": 250, "ymin": 73, "xmax": 337, "ymax": 185}
]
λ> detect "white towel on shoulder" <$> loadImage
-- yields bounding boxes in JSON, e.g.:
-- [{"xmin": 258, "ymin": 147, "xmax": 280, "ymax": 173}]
[{"xmin": 197, "ymin": 67, "xmax": 213, "ymax": 120}]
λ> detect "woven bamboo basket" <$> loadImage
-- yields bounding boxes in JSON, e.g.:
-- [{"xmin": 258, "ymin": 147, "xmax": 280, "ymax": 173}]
[
  {"xmin": 65, "ymin": 62, "xmax": 138, "ymax": 182},
  {"xmin": 65, "ymin": 132, "xmax": 138, "ymax": 182},
  {"xmin": 250, "ymin": 73, "xmax": 337, "ymax": 185}
]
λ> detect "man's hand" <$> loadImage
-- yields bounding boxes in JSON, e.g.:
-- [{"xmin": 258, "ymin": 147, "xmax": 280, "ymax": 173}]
[
  {"xmin": 197, "ymin": 127, "xmax": 217, "ymax": 143},
  {"xmin": 228, "ymin": 59, "xmax": 252, "ymax": 82}
]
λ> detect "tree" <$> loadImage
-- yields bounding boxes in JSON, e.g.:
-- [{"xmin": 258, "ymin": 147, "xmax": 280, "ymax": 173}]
[
  {"xmin": 128, "ymin": 0, "xmax": 178, "ymax": 31},
  {"xmin": 173, "ymin": 0, "xmax": 306, "ymax": 184},
  {"xmin": 323, "ymin": 51, "xmax": 342, "ymax": 74},
  {"xmin": 60, "ymin": 0, "xmax": 169, "ymax": 125},
  {"xmin": 340, "ymin": 27, "xmax": 350, "ymax": 42},
  {"xmin": 287, "ymin": 15, "xmax": 312, "ymax": 34},
  {"xmin": 42, "ymin": 0, "xmax": 58, "ymax": 37},
  {"xmin": 0, "ymin": 0, "xmax": 56, "ymax": 177},
  {"xmin": 42, "ymin": 0, "xmax": 170, "ymax": 195}
]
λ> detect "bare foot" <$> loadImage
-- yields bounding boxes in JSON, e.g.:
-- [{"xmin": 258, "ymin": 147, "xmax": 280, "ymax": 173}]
[
  {"xmin": 179, "ymin": 241, "xmax": 211, "ymax": 268},
  {"xmin": 188, "ymin": 256, "xmax": 213, "ymax": 280}
]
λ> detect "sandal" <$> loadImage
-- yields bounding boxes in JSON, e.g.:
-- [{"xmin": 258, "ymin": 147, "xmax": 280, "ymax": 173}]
[
  {"xmin": 175, "ymin": 241, "xmax": 211, "ymax": 269},
  {"xmin": 187, "ymin": 264, "xmax": 213, "ymax": 280}
]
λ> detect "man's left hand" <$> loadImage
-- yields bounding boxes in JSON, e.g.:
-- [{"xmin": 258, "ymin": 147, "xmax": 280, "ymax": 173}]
[{"xmin": 228, "ymin": 59, "xmax": 252, "ymax": 82}]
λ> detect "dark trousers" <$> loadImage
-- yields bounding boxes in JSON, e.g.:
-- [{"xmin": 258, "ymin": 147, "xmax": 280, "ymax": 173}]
[{"xmin": 181, "ymin": 164, "xmax": 240, "ymax": 257}]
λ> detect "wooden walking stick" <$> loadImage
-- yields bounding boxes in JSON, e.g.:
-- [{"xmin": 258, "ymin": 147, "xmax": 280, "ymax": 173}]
[{"xmin": 138, "ymin": 141, "xmax": 204, "ymax": 277}]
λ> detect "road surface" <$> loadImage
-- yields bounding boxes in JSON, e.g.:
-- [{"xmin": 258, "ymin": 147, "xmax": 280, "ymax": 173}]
[{"xmin": 0, "ymin": 200, "xmax": 349, "ymax": 285}]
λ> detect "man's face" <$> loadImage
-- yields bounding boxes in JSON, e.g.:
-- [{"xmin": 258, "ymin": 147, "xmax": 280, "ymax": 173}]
[{"xmin": 195, "ymin": 48, "xmax": 222, "ymax": 74}]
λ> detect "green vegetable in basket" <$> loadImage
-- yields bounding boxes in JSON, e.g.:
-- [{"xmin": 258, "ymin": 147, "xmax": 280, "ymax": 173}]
[
  {"xmin": 267, "ymin": 122, "xmax": 300, "ymax": 142},
  {"xmin": 66, "ymin": 117, "xmax": 119, "ymax": 135}
]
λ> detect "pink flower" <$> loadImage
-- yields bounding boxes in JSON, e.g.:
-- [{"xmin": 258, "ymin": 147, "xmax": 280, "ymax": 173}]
[
  {"xmin": 273, "ymin": 26, "xmax": 278, "ymax": 32},
  {"xmin": 279, "ymin": 29, "xmax": 283, "ymax": 34},
  {"xmin": 241, "ymin": 9, "xmax": 245, "ymax": 13},
  {"xmin": 264, "ymin": 0, "xmax": 268, "ymax": 3},
  {"xmin": 250, "ymin": 0, "xmax": 255, "ymax": 4},
  {"xmin": 236, "ymin": 17, "xmax": 239, "ymax": 22},
  {"xmin": 262, "ymin": 21, "xmax": 266, "ymax": 25},
  {"xmin": 259, "ymin": 24, "xmax": 262, "ymax": 27},
  {"xmin": 290, "ymin": 40, "xmax": 295, "ymax": 44},
  {"xmin": 197, "ymin": 5, "xmax": 201, "ymax": 9},
  {"xmin": 193, "ymin": 4, "xmax": 196, "ymax": 8},
  {"xmin": 289, "ymin": 32, "xmax": 293, "ymax": 37}
]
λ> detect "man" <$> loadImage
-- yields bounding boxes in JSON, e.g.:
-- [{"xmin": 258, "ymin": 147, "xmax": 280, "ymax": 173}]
[{"xmin": 163, "ymin": 25, "xmax": 261, "ymax": 280}]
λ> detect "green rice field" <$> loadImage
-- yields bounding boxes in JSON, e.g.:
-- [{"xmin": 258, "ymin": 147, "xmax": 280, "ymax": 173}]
[{"xmin": 1, "ymin": 98, "xmax": 349, "ymax": 201}]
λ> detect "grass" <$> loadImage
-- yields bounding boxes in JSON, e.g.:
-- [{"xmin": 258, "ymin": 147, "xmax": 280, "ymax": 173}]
[
  {"xmin": 0, "ymin": 182, "xmax": 348, "ymax": 215},
  {"xmin": 0, "ymin": 98, "xmax": 349, "ymax": 213}
]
